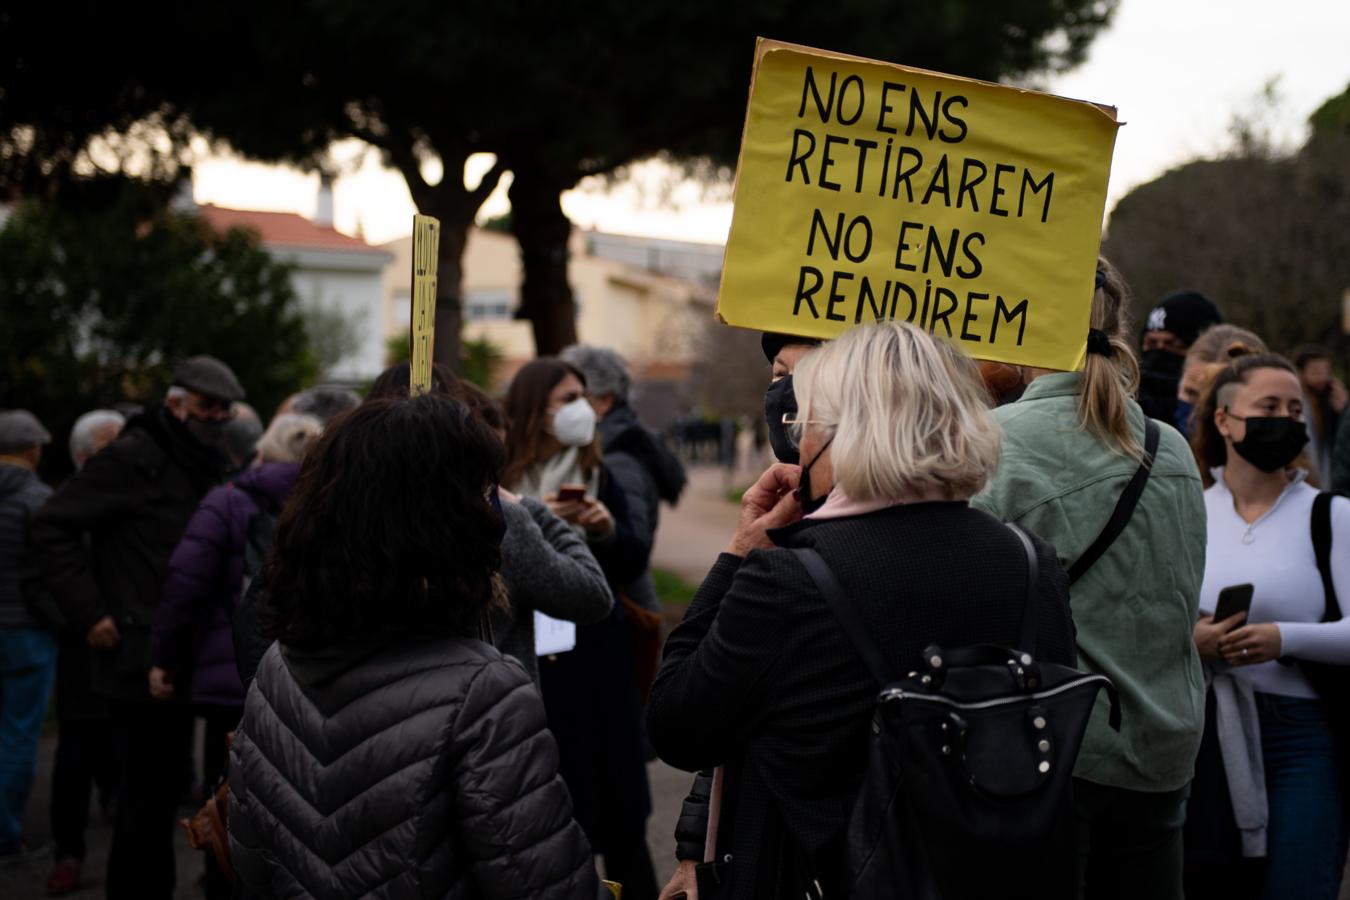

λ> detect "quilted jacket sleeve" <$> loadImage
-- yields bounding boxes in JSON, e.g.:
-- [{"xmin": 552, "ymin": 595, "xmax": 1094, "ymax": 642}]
[{"xmin": 451, "ymin": 657, "xmax": 607, "ymax": 900}]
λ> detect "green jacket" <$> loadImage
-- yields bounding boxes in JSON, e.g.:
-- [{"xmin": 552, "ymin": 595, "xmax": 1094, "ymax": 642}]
[{"xmin": 973, "ymin": 372, "xmax": 1206, "ymax": 792}]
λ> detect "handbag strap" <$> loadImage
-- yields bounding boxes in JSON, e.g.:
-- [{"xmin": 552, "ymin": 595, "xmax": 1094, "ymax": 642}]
[
  {"xmin": 793, "ymin": 547, "xmax": 895, "ymax": 685},
  {"xmin": 1067, "ymin": 418, "xmax": 1161, "ymax": 585},
  {"xmin": 1313, "ymin": 492, "xmax": 1340, "ymax": 623},
  {"xmin": 795, "ymin": 522, "xmax": 1042, "ymax": 685},
  {"xmin": 1007, "ymin": 523, "xmax": 1040, "ymax": 653}
]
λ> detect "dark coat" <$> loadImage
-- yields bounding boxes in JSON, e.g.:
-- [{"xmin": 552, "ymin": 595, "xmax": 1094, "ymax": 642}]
[
  {"xmin": 599, "ymin": 402, "xmax": 686, "ymax": 612},
  {"xmin": 229, "ymin": 634, "xmax": 606, "ymax": 900},
  {"xmin": 151, "ymin": 462, "xmax": 298, "ymax": 708},
  {"xmin": 536, "ymin": 465, "xmax": 655, "ymax": 856},
  {"xmin": 0, "ymin": 462, "xmax": 52, "ymax": 629},
  {"xmin": 26, "ymin": 408, "xmax": 223, "ymax": 702},
  {"xmin": 647, "ymin": 503, "xmax": 1077, "ymax": 900}
]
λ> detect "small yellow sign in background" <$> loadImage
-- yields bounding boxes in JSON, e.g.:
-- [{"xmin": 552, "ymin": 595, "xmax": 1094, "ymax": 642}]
[
  {"xmin": 410, "ymin": 214, "xmax": 440, "ymax": 396},
  {"xmin": 717, "ymin": 39, "xmax": 1120, "ymax": 371}
]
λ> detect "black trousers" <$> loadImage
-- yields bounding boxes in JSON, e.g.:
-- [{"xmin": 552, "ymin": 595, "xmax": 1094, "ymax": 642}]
[
  {"xmin": 198, "ymin": 704, "xmax": 243, "ymax": 900},
  {"xmin": 105, "ymin": 700, "xmax": 193, "ymax": 900},
  {"xmin": 1073, "ymin": 778, "xmax": 1187, "ymax": 900},
  {"xmin": 49, "ymin": 718, "xmax": 118, "ymax": 860}
]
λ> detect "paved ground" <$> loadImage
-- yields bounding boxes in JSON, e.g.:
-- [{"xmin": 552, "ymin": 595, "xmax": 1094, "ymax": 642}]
[{"xmin": 1, "ymin": 463, "xmax": 746, "ymax": 899}]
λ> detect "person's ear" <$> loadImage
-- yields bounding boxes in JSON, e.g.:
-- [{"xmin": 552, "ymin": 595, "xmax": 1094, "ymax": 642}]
[{"xmin": 1214, "ymin": 407, "xmax": 1234, "ymax": 441}]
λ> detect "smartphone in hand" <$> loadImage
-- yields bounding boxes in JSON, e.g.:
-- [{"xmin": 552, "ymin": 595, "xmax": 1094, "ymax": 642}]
[
  {"xmin": 556, "ymin": 484, "xmax": 588, "ymax": 502},
  {"xmin": 1213, "ymin": 584, "xmax": 1255, "ymax": 622}
]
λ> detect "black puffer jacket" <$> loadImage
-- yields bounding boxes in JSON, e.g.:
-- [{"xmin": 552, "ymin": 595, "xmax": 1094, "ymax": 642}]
[{"xmin": 229, "ymin": 634, "xmax": 605, "ymax": 900}]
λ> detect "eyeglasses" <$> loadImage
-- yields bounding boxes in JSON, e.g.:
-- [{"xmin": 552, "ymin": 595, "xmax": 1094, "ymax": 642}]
[{"xmin": 781, "ymin": 413, "xmax": 828, "ymax": 427}]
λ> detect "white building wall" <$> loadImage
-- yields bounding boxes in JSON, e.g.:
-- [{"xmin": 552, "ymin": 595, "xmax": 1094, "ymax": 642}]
[{"xmin": 272, "ymin": 246, "xmax": 392, "ymax": 382}]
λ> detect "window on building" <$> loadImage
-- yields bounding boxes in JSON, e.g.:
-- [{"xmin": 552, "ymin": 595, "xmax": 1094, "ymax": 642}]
[{"xmin": 465, "ymin": 288, "xmax": 515, "ymax": 321}]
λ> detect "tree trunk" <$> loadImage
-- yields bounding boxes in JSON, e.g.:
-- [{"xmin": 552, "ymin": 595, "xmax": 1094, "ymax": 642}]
[
  {"xmin": 391, "ymin": 146, "xmax": 504, "ymax": 373},
  {"xmin": 509, "ymin": 167, "xmax": 578, "ymax": 356},
  {"xmin": 428, "ymin": 217, "xmax": 466, "ymax": 372}
]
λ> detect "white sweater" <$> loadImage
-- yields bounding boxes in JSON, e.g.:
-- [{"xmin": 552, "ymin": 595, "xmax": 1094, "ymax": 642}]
[{"xmin": 1200, "ymin": 471, "xmax": 1350, "ymax": 699}]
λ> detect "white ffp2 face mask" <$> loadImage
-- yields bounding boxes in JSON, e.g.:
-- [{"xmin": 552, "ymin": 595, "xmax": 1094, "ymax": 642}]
[{"xmin": 552, "ymin": 398, "xmax": 597, "ymax": 447}]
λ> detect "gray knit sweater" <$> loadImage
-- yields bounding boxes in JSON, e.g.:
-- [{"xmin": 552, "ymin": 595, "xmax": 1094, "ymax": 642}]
[{"xmin": 492, "ymin": 496, "xmax": 613, "ymax": 682}]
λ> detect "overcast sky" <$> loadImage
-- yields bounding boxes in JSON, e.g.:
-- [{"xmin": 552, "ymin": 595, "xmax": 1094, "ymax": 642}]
[{"xmin": 193, "ymin": 0, "xmax": 1350, "ymax": 247}]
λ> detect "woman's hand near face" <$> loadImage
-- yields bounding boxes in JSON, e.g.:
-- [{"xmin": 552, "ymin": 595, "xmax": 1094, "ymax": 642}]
[
  {"xmin": 727, "ymin": 463, "xmax": 802, "ymax": 558},
  {"xmin": 1218, "ymin": 622, "xmax": 1282, "ymax": 666},
  {"xmin": 1193, "ymin": 611, "xmax": 1247, "ymax": 663}
]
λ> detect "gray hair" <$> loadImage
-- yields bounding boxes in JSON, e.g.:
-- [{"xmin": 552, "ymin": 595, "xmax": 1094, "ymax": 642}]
[
  {"xmin": 256, "ymin": 412, "xmax": 323, "ymax": 464},
  {"xmin": 69, "ymin": 409, "xmax": 126, "ymax": 467},
  {"xmin": 292, "ymin": 386, "xmax": 361, "ymax": 425},
  {"xmin": 559, "ymin": 344, "xmax": 631, "ymax": 401},
  {"xmin": 222, "ymin": 402, "xmax": 263, "ymax": 469}
]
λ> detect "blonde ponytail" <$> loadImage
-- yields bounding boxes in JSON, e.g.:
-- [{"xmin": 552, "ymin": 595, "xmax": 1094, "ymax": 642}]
[{"xmin": 1078, "ymin": 257, "xmax": 1146, "ymax": 462}]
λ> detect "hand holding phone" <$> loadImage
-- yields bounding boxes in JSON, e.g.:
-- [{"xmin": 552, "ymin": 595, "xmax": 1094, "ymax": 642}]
[
  {"xmin": 556, "ymin": 484, "xmax": 588, "ymax": 502},
  {"xmin": 1213, "ymin": 584, "xmax": 1254, "ymax": 623}
]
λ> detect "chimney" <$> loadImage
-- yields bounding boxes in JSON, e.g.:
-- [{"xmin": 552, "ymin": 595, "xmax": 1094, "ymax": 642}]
[{"xmin": 314, "ymin": 172, "xmax": 335, "ymax": 227}]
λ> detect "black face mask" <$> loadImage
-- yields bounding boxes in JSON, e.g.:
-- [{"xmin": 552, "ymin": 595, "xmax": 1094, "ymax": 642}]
[
  {"xmin": 796, "ymin": 436, "xmax": 834, "ymax": 515},
  {"xmin": 1138, "ymin": 349, "xmax": 1185, "ymax": 422},
  {"xmin": 184, "ymin": 414, "xmax": 227, "ymax": 448},
  {"xmin": 1229, "ymin": 415, "xmax": 1309, "ymax": 473},
  {"xmin": 763, "ymin": 376, "xmax": 799, "ymax": 465}
]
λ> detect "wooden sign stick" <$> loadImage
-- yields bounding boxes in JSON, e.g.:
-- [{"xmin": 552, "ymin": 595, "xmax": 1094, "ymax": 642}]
[{"xmin": 410, "ymin": 215, "xmax": 441, "ymax": 396}]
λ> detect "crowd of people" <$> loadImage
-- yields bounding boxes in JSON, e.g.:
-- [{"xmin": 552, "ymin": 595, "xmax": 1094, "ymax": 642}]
[{"xmin": 0, "ymin": 256, "xmax": 1347, "ymax": 900}]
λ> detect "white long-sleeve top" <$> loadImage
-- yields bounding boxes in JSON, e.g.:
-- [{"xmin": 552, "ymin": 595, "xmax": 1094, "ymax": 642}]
[{"xmin": 1200, "ymin": 470, "xmax": 1350, "ymax": 699}]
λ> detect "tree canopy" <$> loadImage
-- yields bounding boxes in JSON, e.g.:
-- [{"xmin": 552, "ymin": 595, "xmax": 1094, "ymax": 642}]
[
  {"xmin": 2, "ymin": 1, "xmax": 1119, "ymax": 358},
  {"xmin": 0, "ymin": 183, "xmax": 318, "ymax": 481},
  {"xmin": 1103, "ymin": 83, "xmax": 1350, "ymax": 360}
]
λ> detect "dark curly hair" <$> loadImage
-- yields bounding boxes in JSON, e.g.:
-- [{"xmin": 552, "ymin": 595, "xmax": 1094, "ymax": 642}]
[{"xmin": 261, "ymin": 394, "xmax": 505, "ymax": 647}]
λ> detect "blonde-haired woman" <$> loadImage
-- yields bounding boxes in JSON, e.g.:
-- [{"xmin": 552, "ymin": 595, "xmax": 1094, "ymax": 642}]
[
  {"xmin": 1175, "ymin": 325, "xmax": 1268, "ymax": 439},
  {"xmin": 973, "ymin": 258, "xmax": 1207, "ymax": 900},
  {"xmin": 648, "ymin": 321, "xmax": 1077, "ymax": 900}
]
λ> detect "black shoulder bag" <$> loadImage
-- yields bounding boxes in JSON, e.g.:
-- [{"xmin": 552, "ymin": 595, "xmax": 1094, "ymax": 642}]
[
  {"xmin": 794, "ymin": 525, "xmax": 1119, "ymax": 900},
  {"xmin": 1067, "ymin": 419, "xmax": 1161, "ymax": 584},
  {"xmin": 1295, "ymin": 493, "xmax": 1350, "ymax": 766}
]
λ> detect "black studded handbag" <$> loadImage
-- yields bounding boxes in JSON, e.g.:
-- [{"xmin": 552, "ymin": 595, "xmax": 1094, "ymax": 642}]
[{"xmin": 793, "ymin": 524, "xmax": 1119, "ymax": 900}]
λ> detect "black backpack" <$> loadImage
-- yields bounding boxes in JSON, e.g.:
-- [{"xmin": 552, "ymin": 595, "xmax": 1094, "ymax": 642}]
[
  {"xmin": 233, "ymin": 482, "xmax": 279, "ymax": 605},
  {"xmin": 794, "ymin": 525, "xmax": 1119, "ymax": 900}
]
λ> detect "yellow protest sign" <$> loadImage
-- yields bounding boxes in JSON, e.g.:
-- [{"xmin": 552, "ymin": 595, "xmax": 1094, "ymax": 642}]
[
  {"xmin": 410, "ymin": 214, "xmax": 440, "ymax": 395},
  {"xmin": 716, "ymin": 39, "xmax": 1120, "ymax": 371}
]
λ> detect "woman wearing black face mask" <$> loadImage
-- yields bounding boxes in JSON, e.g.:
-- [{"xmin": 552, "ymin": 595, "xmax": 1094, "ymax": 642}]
[
  {"xmin": 648, "ymin": 322, "xmax": 1077, "ymax": 900},
  {"xmin": 761, "ymin": 333, "xmax": 822, "ymax": 465},
  {"xmin": 1188, "ymin": 352, "xmax": 1350, "ymax": 900}
]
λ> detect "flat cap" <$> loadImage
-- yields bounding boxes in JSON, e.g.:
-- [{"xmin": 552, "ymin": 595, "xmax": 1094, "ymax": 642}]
[
  {"xmin": 0, "ymin": 410, "xmax": 52, "ymax": 449},
  {"xmin": 172, "ymin": 355, "xmax": 245, "ymax": 402}
]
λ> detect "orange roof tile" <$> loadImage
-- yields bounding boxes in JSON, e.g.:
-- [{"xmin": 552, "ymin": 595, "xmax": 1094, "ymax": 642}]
[{"xmin": 198, "ymin": 204, "xmax": 385, "ymax": 254}]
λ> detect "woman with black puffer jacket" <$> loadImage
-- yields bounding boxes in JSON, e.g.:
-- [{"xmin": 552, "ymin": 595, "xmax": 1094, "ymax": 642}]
[{"xmin": 228, "ymin": 394, "xmax": 606, "ymax": 900}]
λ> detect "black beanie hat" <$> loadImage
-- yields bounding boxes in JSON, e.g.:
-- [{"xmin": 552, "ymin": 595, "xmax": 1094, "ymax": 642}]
[
  {"xmin": 761, "ymin": 332, "xmax": 823, "ymax": 364},
  {"xmin": 1143, "ymin": 291, "xmax": 1222, "ymax": 348}
]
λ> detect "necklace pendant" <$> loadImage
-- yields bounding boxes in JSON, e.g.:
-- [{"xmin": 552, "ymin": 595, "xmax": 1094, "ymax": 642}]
[{"xmin": 1242, "ymin": 529, "xmax": 1255, "ymax": 545}]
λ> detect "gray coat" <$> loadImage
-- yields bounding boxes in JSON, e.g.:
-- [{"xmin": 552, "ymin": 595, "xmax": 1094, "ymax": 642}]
[
  {"xmin": 494, "ymin": 496, "xmax": 613, "ymax": 682},
  {"xmin": 0, "ymin": 462, "xmax": 52, "ymax": 629},
  {"xmin": 229, "ymin": 635, "xmax": 605, "ymax": 900}
]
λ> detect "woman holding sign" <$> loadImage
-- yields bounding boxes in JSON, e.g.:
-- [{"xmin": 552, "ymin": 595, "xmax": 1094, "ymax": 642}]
[
  {"xmin": 973, "ymin": 258, "xmax": 1207, "ymax": 899},
  {"xmin": 649, "ymin": 322, "xmax": 1077, "ymax": 899},
  {"xmin": 503, "ymin": 358, "xmax": 659, "ymax": 900}
]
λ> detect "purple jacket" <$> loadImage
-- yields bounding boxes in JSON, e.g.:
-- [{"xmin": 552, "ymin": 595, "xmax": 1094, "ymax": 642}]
[{"xmin": 151, "ymin": 462, "xmax": 299, "ymax": 707}]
